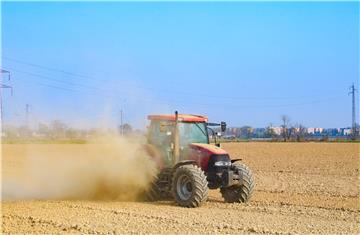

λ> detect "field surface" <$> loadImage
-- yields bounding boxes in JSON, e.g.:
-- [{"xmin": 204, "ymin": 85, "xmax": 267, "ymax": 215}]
[{"xmin": 2, "ymin": 142, "xmax": 360, "ymax": 234}]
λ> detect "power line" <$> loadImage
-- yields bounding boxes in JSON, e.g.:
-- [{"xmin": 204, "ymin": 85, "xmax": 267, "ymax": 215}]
[
  {"xmin": 3, "ymin": 57, "xmax": 327, "ymax": 101},
  {"xmin": 2, "ymin": 63, "xmax": 349, "ymax": 113},
  {"xmin": 6, "ymin": 66, "xmax": 348, "ymax": 110},
  {"xmin": 3, "ymin": 56, "xmax": 93, "ymax": 80},
  {"xmin": 7, "ymin": 67, "xmax": 117, "ymax": 94},
  {"xmin": 10, "ymin": 72, "xmax": 347, "ymax": 110},
  {"xmin": 14, "ymin": 76, "xmax": 86, "ymax": 93}
]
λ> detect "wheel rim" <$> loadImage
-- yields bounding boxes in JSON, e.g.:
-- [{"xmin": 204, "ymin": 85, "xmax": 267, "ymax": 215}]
[{"xmin": 176, "ymin": 174, "xmax": 193, "ymax": 201}]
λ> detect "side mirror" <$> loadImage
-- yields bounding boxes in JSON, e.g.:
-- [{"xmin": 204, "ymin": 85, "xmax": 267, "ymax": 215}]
[{"xmin": 221, "ymin": 122, "xmax": 226, "ymax": 132}]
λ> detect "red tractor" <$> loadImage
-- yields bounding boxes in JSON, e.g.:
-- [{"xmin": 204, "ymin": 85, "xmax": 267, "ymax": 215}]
[{"xmin": 145, "ymin": 111, "xmax": 254, "ymax": 207}]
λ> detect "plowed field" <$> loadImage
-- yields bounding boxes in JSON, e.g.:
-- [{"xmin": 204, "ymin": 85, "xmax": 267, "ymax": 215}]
[{"xmin": 2, "ymin": 142, "xmax": 359, "ymax": 234}]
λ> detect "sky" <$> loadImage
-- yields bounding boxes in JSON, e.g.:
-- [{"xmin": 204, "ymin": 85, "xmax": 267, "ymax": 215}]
[{"xmin": 1, "ymin": 1, "xmax": 359, "ymax": 129}]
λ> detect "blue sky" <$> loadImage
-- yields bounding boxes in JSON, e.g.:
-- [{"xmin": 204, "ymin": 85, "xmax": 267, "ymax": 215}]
[{"xmin": 1, "ymin": 2, "xmax": 359, "ymax": 129}]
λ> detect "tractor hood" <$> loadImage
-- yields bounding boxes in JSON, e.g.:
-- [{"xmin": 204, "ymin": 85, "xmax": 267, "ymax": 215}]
[{"xmin": 189, "ymin": 143, "xmax": 228, "ymax": 155}]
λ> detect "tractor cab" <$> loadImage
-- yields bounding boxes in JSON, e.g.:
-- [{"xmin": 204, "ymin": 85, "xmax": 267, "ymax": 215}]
[{"xmin": 147, "ymin": 113, "xmax": 225, "ymax": 167}]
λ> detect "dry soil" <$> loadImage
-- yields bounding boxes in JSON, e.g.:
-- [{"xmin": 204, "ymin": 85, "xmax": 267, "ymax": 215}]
[{"xmin": 1, "ymin": 142, "xmax": 359, "ymax": 234}]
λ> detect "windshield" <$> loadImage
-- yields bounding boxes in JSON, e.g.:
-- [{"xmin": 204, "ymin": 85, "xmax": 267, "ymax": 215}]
[{"xmin": 178, "ymin": 122, "xmax": 209, "ymax": 146}]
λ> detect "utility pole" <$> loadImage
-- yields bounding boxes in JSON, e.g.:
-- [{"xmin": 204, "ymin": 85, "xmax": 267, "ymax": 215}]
[
  {"xmin": 120, "ymin": 109, "xmax": 123, "ymax": 136},
  {"xmin": 0, "ymin": 69, "xmax": 12, "ymax": 125},
  {"xmin": 119, "ymin": 100, "xmax": 126, "ymax": 136},
  {"xmin": 349, "ymin": 83, "xmax": 358, "ymax": 138},
  {"xmin": 25, "ymin": 104, "xmax": 31, "ymax": 127}
]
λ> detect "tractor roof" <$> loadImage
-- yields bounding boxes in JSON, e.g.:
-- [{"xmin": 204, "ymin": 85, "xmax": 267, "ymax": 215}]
[{"xmin": 148, "ymin": 114, "xmax": 208, "ymax": 122}]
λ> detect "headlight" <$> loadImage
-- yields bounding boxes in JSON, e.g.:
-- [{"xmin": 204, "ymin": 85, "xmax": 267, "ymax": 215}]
[{"xmin": 214, "ymin": 161, "xmax": 231, "ymax": 167}]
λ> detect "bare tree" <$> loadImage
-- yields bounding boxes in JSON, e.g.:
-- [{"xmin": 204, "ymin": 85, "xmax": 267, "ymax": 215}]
[
  {"xmin": 281, "ymin": 115, "xmax": 291, "ymax": 142},
  {"xmin": 293, "ymin": 123, "xmax": 307, "ymax": 142},
  {"xmin": 118, "ymin": 123, "xmax": 133, "ymax": 135}
]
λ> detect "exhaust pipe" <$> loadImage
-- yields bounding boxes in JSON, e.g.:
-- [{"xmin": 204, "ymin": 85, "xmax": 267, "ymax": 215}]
[{"xmin": 173, "ymin": 111, "xmax": 180, "ymax": 164}]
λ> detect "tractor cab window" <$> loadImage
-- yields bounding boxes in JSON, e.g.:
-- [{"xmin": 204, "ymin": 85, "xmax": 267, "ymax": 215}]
[
  {"xmin": 148, "ymin": 121, "xmax": 174, "ymax": 147},
  {"xmin": 178, "ymin": 122, "xmax": 209, "ymax": 147},
  {"xmin": 148, "ymin": 120, "xmax": 174, "ymax": 166}
]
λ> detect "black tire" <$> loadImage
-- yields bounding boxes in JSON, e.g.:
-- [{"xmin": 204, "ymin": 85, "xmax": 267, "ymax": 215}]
[
  {"xmin": 143, "ymin": 180, "xmax": 162, "ymax": 202},
  {"xmin": 172, "ymin": 165, "xmax": 208, "ymax": 208},
  {"xmin": 220, "ymin": 162, "xmax": 255, "ymax": 203}
]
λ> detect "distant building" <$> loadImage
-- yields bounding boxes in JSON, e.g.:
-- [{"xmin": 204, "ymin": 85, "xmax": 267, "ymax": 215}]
[
  {"xmin": 307, "ymin": 127, "xmax": 323, "ymax": 135},
  {"xmin": 252, "ymin": 128, "xmax": 266, "ymax": 138},
  {"xmin": 323, "ymin": 128, "xmax": 339, "ymax": 136},
  {"xmin": 270, "ymin": 127, "xmax": 282, "ymax": 135},
  {"xmin": 223, "ymin": 125, "xmax": 352, "ymax": 139},
  {"xmin": 343, "ymin": 128, "xmax": 352, "ymax": 136}
]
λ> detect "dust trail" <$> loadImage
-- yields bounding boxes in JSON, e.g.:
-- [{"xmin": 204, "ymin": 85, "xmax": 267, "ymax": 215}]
[{"xmin": 2, "ymin": 136, "xmax": 157, "ymax": 201}]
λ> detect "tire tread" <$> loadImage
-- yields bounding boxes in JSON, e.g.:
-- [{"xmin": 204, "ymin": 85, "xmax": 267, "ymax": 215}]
[
  {"xmin": 221, "ymin": 162, "xmax": 255, "ymax": 203},
  {"xmin": 172, "ymin": 165, "xmax": 208, "ymax": 208}
]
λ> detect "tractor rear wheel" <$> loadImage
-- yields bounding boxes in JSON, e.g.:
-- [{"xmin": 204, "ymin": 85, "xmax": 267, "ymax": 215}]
[
  {"xmin": 220, "ymin": 162, "xmax": 255, "ymax": 203},
  {"xmin": 172, "ymin": 165, "xmax": 208, "ymax": 207},
  {"xmin": 144, "ymin": 181, "xmax": 162, "ymax": 202}
]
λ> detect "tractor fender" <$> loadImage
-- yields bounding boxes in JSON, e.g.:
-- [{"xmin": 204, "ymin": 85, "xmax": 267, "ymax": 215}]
[
  {"xmin": 231, "ymin": 158, "xmax": 242, "ymax": 163},
  {"xmin": 172, "ymin": 160, "xmax": 197, "ymax": 171}
]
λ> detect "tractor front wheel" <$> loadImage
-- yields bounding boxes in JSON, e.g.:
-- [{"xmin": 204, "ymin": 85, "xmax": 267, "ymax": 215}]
[
  {"xmin": 172, "ymin": 165, "xmax": 208, "ymax": 207},
  {"xmin": 220, "ymin": 162, "xmax": 255, "ymax": 203}
]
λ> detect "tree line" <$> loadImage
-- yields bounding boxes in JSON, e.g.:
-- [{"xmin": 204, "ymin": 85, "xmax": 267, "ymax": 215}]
[{"xmin": 2, "ymin": 120, "xmax": 135, "ymax": 141}]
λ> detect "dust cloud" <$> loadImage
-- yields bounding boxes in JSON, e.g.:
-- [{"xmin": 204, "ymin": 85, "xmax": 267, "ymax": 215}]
[{"xmin": 2, "ymin": 136, "xmax": 158, "ymax": 201}]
